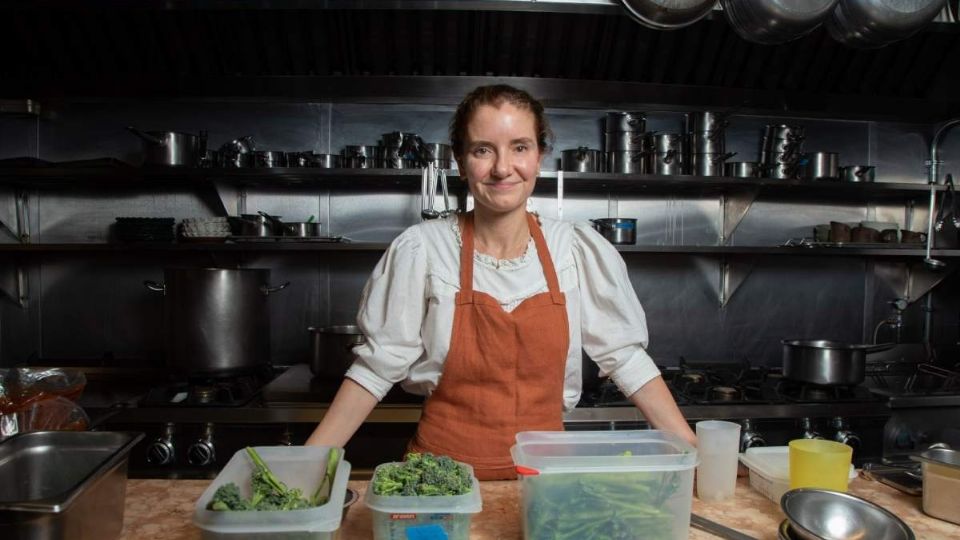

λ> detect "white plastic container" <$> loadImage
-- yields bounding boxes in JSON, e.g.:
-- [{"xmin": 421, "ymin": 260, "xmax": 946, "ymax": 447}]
[
  {"xmin": 193, "ymin": 446, "xmax": 351, "ymax": 540},
  {"xmin": 695, "ymin": 420, "xmax": 741, "ymax": 502},
  {"xmin": 364, "ymin": 462, "xmax": 482, "ymax": 540},
  {"xmin": 739, "ymin": 446, "xmax": 856, "ymax": 503},
  {"xmin": 511, "ymin": 430, "xmax": 698, "ymax": 540}
]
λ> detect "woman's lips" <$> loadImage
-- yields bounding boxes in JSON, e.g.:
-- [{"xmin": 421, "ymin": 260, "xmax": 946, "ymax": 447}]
[{"xmin": 482, "ymin": 181, "xmax": 521, "ymax": 190}]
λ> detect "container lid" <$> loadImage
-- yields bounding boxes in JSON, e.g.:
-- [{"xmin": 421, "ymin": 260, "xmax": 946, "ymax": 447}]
[
  {"xmin": 511, "ymin": 430, "xmax": 697, "ymax": 475},
  {"xmin": 363, "ymin": 462, "xmax": 482, "ymax": 515},
  {"xmin": 193, "ymin": 446, "xmax": 350, "ymax": 534},
  {"xmin": 910, "ymin": 448, "xmax": 960, "ymax": 470},
  {"xmin": 740, "ymin": 446, "xmax": 857, "ymax": 482}
]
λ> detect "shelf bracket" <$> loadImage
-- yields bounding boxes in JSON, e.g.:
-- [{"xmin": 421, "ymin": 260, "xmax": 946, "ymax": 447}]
[
  {"xmin": 0, "ymin": 263, "xmax": 29, "ymax": 308},
  {"xmin": 0, "ymin": 188, "xmax": 30, "ymax": 243},
  {"xmin": 719, "ymin": 256, "xmax": 756, "ymax": 307},
  {"xmin": 719, "ymin": 188, "xmax": 758, "ymax": 245},
  {"xmin": 874, "ymin": 261, "xmax": 957, "ymax": 305},
  {"xmin": 205, "ymin": 180, "xmax": 244, "ymax": 216}
]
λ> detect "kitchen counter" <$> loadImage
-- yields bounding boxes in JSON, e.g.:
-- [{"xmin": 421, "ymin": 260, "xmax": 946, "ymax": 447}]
[{"xmin": 120, "ymin": 475, "xmax": 959, "ymax": 539}]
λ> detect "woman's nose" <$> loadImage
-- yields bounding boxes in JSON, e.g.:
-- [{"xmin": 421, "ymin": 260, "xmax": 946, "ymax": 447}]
[{"xmin": 492, "ymin": 152, "xmax": 511, "ymax": 178}]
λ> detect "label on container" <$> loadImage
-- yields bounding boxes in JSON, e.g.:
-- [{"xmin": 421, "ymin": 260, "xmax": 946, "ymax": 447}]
[
  {"xmin": 391, "ymin": 513, "xmax": 418, "ymax": 520},
  {"xmin": 405, "ymin": 524, "xmax": 448, "ymax": 540}
]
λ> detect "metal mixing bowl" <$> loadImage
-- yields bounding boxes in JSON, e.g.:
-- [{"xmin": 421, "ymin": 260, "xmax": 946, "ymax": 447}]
[{"xmin": 780, "ymin": 488, "xmax": 915, "ymax": 540}]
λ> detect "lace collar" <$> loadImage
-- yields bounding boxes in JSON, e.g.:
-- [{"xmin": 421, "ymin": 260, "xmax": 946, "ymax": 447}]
[{"xmin": 448, "ymin": 214, "xmax": 536, "ymax": 270}]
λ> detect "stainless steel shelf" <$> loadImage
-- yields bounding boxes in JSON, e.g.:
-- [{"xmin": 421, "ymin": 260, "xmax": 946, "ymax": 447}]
[
  {"xmin": 2, "ymin": 242, "xmax": 955, "ymax": 258},
  {"xmin": 0, "ymin": 167, "xmax": 943, "ymax": 199}
]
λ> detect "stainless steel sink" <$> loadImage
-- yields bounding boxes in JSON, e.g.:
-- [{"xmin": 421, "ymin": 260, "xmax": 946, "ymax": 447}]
[{"xmin": 0, "ymin": 431, "xmax": 143, "ymax": 540}]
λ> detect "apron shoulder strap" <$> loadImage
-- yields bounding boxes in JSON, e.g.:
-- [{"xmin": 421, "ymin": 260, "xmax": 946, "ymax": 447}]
[
  {"xmin": 457, "ymin": 213, "xmax": 475, "ymax": 304},
  {"xmin": 526, "ymin": 213, "xmax": 564, "ymax": 304}
]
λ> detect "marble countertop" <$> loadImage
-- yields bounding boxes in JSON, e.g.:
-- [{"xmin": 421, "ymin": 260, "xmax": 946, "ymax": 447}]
[{"xmin": 120, "ymin": 474, "xmax": 959, "ymax": 539}]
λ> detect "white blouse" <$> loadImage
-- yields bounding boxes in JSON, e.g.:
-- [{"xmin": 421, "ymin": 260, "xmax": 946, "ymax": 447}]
[{"xmin": 344, "ymin": 214, "xmax": 661, "ymax": 412}]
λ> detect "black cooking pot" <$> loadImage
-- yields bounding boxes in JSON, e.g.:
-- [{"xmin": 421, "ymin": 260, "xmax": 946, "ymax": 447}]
[
  {"xmin": 309, "ymin": 325, "xmax": 366, "ymax": 379},
  {"xmin": 145, "ymin": 268, "xmax": 289, "ymax": 375},
  {"xmin": 781, "ymin": 340, "xmax": 895, "ymax": 386}
]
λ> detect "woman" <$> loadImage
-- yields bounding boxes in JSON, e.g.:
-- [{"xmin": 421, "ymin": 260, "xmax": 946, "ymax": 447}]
[{"xmin": 306, "ymin": 84, "xmax": 696, "ymax": 480}]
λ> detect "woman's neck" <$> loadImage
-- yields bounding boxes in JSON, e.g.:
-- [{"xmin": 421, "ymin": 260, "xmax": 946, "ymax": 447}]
[{"xmin": 471, "ymin": 208, "xmax": 531, "ymax": 260}]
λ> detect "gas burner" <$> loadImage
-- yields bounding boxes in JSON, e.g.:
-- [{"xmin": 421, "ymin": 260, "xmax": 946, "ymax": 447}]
[
  {"xmin": 139, "ymin": 369, "xmax": 273, "ymax": 407},
  {"xmin": 193, "ymin": 386, "xmax": 217, "ymax": 404},
  {"xmin": 710, "ymin": 386, "xmax": 740, "ymax": 401},
  {"xmin": 774, "ymin": 379, "xmax": 877, "ymax": 403},
  {"xmin": 679, "ymin": 373, "xmax": 705, "ymax": 385}
]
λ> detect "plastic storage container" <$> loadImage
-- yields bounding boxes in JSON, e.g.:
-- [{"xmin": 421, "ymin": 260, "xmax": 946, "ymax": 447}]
[
  {"xmin": 364, "ymin": 462, "xmax": 482, "ymax": 540},
  {"xmin": 739, "ymin": 446, "xmax": 856, "ymax": 503},
  {"xmin": 911, "ymin": 448, "xmax": 960, "ymax": 525},
  {"xmin": 193, "ymin": 446, "xmax": 351, "ymax": 540},
  {"xmin": 511, "ymin": 430, "xmax": 698, "ymax": 540}
]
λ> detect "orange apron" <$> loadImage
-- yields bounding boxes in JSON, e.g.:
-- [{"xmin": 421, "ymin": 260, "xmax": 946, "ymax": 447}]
[{"xmin": 409, "ymin": 212, "xmax": 569, "ymax": 480}]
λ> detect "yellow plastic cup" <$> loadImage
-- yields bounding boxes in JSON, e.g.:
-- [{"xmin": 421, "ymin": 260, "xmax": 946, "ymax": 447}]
[{"xmin": 789, "ymin": 439, "xmax": 853, "ymax": 492}]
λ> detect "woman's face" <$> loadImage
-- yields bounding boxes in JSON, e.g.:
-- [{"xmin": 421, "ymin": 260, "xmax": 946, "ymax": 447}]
[{"xmin": 458, "ymin": 102, "xmax": 542, "ymax": 217}]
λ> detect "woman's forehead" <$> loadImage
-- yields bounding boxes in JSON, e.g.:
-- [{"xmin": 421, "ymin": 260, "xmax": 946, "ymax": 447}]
[{"xmin": 466, "ymin": 102, "xmax": 537, "ymax": 140}]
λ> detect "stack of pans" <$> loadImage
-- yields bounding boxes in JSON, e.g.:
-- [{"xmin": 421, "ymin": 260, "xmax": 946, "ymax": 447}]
[
  {"xmin": 342, "ymin": 145, "xmax": 381, "ymax": 169},
  {"xmin": 380, "ymin": 131, "xmax": 423, "ymax": 169},
  {"xmin": 604, "ymin": 112, "xmax": 647, "ymax": 174},
  {"xmin": 721, "ymin": 0, "xmax": 839, "ymax": 45},
  {"xmin": 761, "ymin": 124, "xmax": 805, "ymax": 179},
  {"xmin": 645, "ymin": 133, "xmax": 686, "ymax": 176},
  {"xmin": 684, "ymin": 111, "xmax": 733, "ymax": 177},
  {"xmin": 826, "ymin": 0, "xmax": 945, "ymax": 49}
]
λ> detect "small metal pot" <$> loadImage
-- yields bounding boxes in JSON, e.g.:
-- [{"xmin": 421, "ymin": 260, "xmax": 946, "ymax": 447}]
[
  {"xmin": 802, "ymin": 152, "xmax": 840, "ymax": 180},
  {"xmin": 684, "ymin": 111, "xmax": 728, "ymax": 133},
  {"xmin": 605, "ymin": 112, "xmax": 646, "ymax": 132},
  {"xmin": 725, "ymin": 161, "xmax": 762, "ymax": 178},
  {"xmin": 242, "ymin": 151, "xmax": 287, "ymax": 168},
  {"xmin": 229, "ymin": 214, "xmax": 283, "ymax": 237},
  {"xmin": 781, "ymin": 340, "xmax": 895, "ymax": 386},
  {"xmin": 283, "ymin": 222, "xmax": 321, "ymax": 237},
  {"xmin": 688, "ymin": 131, "xmax": 726, "ymax": 155},
  {"xmin": 607, "ymin": 151, "xmax": 646, "ymax": 174},
  {"xmin": 127, "ymin": 127, "xmax": 207, "ymax": 167},
  {"xmin": 691, "ymin": 152, "xmax": 736, "ymax": 177},
  {"xmin": 342, "ymin": 145, "xmax": 381, "ymax": 169},
  {"xmin": 309, "ymin": 325, "xmax": 366, "ymax": 378},
  {"xmin": 561, "ymin": 147, "xmax": 604, "ymax": 172},
  {"xmin": 646, "ymin": 150, "xmax": 685, "ymax": 176},
  {"xmin": 590, "ymin": 218, "xmax": 637, "ymax": 244},
  {"xmin": 841, "ymin": 165, "xmax": 876, "ymax": 183},
  {"xmin": 604, "ymin": 131, "xmax": 649, "ymax": 152}
]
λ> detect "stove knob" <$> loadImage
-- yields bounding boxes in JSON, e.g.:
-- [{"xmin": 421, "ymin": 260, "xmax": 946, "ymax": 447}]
[
  {"xmin": 832, "ymin": 417, "xmax": 861, "ymax": 451},
  {"xmin": 740, "ymin": 419, "xmax": 766, "ymax": 452},
  {"xmin": 279, "ymin": 426, "xmax": 294, "ymax": 446},
  {"xmin": 187, "ymin": 423, "xmax": 216, "ymax": 467},
  {"xmin": 147, "ymin": 423, "xmax": 176, "ymax": 466},
  {"xmin": 800, "ymin": 418, "xmax": 824, "ymax": 440}
]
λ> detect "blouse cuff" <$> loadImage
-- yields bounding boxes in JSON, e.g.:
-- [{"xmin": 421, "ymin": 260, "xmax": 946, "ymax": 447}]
[
  {"xmin": 344, "ymin": 362, "xmax": 394, "ymax": 401},
  {"xmin": 608, "ymin": 347, "xmax": 662, "ymax": 398}
]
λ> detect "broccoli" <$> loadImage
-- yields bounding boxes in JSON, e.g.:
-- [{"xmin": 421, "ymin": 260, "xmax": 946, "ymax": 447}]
[
  {"xmin": 207, "ymin": 447, "xmax": 339, "ymax": 512},
  {"xmin": 207, "ymin": 482, "xmax": 250, "ymax": 511},
  {"xmin": 371, "ymin": 452, "xmax": 472, "ymax": 496}
]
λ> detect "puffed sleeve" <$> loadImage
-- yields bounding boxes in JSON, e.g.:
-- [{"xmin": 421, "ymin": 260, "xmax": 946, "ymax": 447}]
[
  {"xmin": 344, "ymin": 226, "xmax": 428, "ymax": 400},
  {"xmin": 572, "ymin": 222, "xmax": 661, "ymax": 398}
]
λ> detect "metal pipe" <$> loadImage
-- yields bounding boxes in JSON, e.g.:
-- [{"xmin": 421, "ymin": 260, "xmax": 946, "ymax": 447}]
[{"xmin": 924, "ymin": 119, "xmax": 960, "ymax": 269}]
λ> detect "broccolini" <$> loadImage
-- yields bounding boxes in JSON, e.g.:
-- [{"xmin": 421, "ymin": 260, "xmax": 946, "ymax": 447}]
[{"xmin": 371, "ymin": 452, "xmax": 472, "ymax": 496}]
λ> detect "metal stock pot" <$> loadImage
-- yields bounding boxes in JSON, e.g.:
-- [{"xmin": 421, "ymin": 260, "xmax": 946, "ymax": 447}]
[
  {"xmin": 144, "ymin": 268, "xmax": 289, "ymax": 375},
  {"xmin": 781, "ymin": 340, "xmax": 895, "ymax": 386},
  {"xmin": 309, "ymin": 325, "xmax": 366, "ymax": 379}
]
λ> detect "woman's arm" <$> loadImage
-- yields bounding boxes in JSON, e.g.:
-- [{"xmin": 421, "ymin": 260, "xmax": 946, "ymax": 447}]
[
  {"xmin": 304, "ymin": 378, "xmax": 379, "ymax": 447},
  {"xmin": 628, "ymin": 376, "xmax": 698, "ymax": 448}
]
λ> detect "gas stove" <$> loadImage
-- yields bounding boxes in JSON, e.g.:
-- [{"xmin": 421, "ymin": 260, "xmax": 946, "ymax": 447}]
[{"xmin": 138, "ymin": 368, "xmax": 272, "ymax": 408}]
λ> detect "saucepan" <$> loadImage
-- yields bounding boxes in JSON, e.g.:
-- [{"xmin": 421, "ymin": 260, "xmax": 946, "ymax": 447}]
[
  {"xmin": 309, "ymin": 325, "xmax": 366, "ymax": 378},
  {"xmin": 590, "ymin": 218, "xmax": 637, "ymax": 245},
  {"xmin": 781, "ymin": 340, "xmax": 895, "ymax": 386},
  {"xmin": 127, "ymin": 127, "xmax": 207, "ymax": 167}
]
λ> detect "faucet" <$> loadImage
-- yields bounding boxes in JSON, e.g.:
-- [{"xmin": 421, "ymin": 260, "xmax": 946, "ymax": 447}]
[
  {"xmin": 873, "ymin": 297, "xmax": 908, "ymax": 344},
  {"xmin": 924, "ymin": 119, "xmax": 960, "ymax": 269}
]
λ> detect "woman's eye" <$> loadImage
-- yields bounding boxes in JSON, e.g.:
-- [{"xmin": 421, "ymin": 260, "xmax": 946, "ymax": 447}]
[
  {"xmin": 515, "ymin": 145, "xmax": 528, "ymax": 153},
  {"xmin": 473, "ymin": 147, "xmax": 490, "ymax": 156}
]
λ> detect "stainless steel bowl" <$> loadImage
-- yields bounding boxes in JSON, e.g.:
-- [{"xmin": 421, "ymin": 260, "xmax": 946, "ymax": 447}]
[
  {"xmin": 781, "ymin": 488, "xmax": 915, "ymax": 540},
  {"xmin": 827, "ymin": 0, "xmax": 946, "ymax": 49},
  {"xmin": 723, "ymin": 0, "xmax": 838, "ymax": 45},
  {"xmin": 619, "ymin": 0, "xmax": 716, "ymax": 29}
]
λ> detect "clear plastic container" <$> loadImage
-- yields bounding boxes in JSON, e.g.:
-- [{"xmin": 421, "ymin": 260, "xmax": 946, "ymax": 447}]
[
  {"xmin": 920, "ymin": 461, "xmax": 960, "ymax": 525},
  {"xmin": 739, "ymin": 446, "xmax": 857, "ymax": 503},
  {"xmin": 364, "ymin": 462, "xmax": 482, "ymax": 540},
  {"xmin": 510, "ymin": 430, "xmax": 698, "ymax": 540},
  {"xmin": 193, "ymin": 446, "xmax": 351, "ymax": 540}
]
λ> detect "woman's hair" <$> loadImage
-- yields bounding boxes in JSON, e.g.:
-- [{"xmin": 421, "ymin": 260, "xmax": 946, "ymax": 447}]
[{"xmin": 449, "ymin": 84, "xmax": 554, "ymax": 159}]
